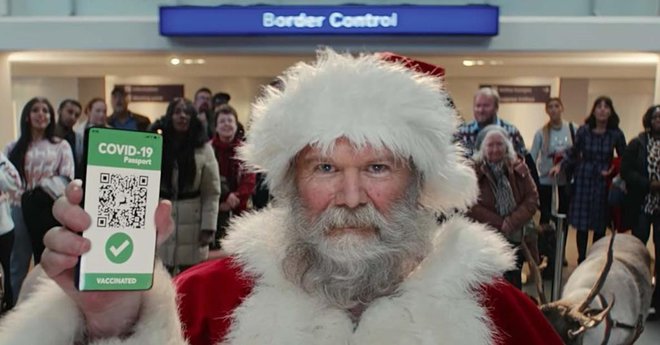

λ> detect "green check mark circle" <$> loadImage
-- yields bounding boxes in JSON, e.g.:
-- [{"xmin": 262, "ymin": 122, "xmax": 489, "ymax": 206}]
[{"xmin": 105, "ymin": 232, "xmax": 133, "ymax": 264}]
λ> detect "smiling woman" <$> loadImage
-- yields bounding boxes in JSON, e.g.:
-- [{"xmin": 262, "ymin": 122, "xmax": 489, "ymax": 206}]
[
  {"xmin": 210, "ymin": 104, "xmax": 256, "ymax": 247},
  {"xmin": 4, "ymin": 97, "xmax": 75, "ymax": 304},
  {"xmin": 151, "ymin": 98, "xmax": 221, "ymax": 275}
]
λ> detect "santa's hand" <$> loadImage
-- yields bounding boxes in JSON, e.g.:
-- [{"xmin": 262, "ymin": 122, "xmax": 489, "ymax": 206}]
[{"xmin": 41, "ymin": 180, "xmax": 174, "ymax": 339}]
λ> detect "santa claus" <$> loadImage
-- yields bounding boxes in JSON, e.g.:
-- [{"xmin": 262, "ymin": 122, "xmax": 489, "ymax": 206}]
[{"xmin": 0, "ymin": 49, "xmax": 562, "ymax": 345}]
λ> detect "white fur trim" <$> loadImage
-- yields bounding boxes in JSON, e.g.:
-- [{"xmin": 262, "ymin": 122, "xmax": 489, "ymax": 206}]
[
  {"xmin": 238, "ymin": 49, "xmax": 478, "ymax": 212},
  {"xmin": 221, "ymin": 209, "xmax": 516, "ymax": 345},
  {"xmin": 0, "ymin": 263, "xmax": 186, "ymax": 345}
]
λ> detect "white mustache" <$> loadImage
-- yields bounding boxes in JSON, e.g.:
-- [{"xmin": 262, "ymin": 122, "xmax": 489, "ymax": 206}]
[{"xmin": 312, "ymin": 204, "xmax": 386, "ymax": 236}]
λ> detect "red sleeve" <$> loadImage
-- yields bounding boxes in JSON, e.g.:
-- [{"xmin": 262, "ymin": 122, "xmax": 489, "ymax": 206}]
[
  {"xmin": 480, "ymin": 280, "xmax": 563, "ymax": 345},
  {"xmin": 235, "ymin": 171, "xmax": 256, "ymax": 212},
  {"xmin": 174, "ymin": 258, "xmax": 253, "ymax": 345},
  {"xmin": 236, "ymin": 172, "xmax": 256, "ymax": 201}
]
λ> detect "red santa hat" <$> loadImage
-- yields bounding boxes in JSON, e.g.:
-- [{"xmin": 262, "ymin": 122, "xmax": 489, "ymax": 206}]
[
  {"xmin": 378, "ymin": 52, "xmax": 445, "ymax": 78},
  {"xmin": 239, "ymin": 48, "xmax": 476, "ymax": 212}
]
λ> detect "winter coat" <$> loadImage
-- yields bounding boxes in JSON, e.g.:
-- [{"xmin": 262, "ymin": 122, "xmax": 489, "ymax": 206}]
[
  {"xmin": 0, "ymin": 153, "xmax": 21, "ymax": 234},
  {"xmin": 564, "ymin": 126, "xmax": 626, "ymax": 232},
  {"xmin": 467, "ymin": 159, "xmax": 539, "ymax": 242},
  {"xmin": 211, "ymin": 135, "xmax": 256, "ymax": 215},
  {"xmin": 158, "ymin": 143, "xmax": 221, "ymax": 267},
  {"xmin": 621, "ymin": 132, "xmax": 651, "ymax": 229}
]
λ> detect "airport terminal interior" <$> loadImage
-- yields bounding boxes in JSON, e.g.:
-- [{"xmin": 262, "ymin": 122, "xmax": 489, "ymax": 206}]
[{"xmin": 1, "ymin": 0, "xmax": 660, "ymax": 344}]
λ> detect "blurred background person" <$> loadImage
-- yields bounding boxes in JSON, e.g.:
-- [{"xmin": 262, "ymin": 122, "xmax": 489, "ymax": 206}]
[
  {"xmin": 455, "ymin": 87, "xmax": 540, "ymax": 188},
  {"xmin": 550, "ymin": 96, "xmax": 626, "ymax": 264},
  {"xmin": 621, "ymin": 104, "xmax": 660, "ymax": 319},
  {"xmin": 107, "ymin": 86, "xmax": 150, "ymax": 131},
  {"xmin": 212, "ymin": 92, "xmax": 245, "ymax": 139},
  {"xmin": 5, "ymin": 97, "xmax": 74, "ymax": 303},
  {"xmin": 75, "ymin": 97, "xmax": 109, "ymax": 133},
  {"xmin": 0, "ymin": 152, "xmax": 20, "ymax": 313},
  {"xmin": 467, "ymin": 125, "xmax": 539, "ymax": 289},
  {"xmin": 193, "ymin": 87, "xmax": 214, "ymax": 140},
  {"xmin": 153, "ymin": 98, "xmax": 221, "ymax": 275},
  {"xmin": 210, "ymin": 104, "xmax": 255, "ymax": 249},
  {"xmin": 54, "ymin": 99, "xmax": 83, "ymax": 175},
  {"xmin": 529, "ymin": 97, "xmax": 575, "ymax": 274}
]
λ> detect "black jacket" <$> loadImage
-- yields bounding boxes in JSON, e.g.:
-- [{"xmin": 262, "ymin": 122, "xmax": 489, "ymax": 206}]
[{"xmin": 620, "ymin": 132, "xmax": 650, "ymax": 229}]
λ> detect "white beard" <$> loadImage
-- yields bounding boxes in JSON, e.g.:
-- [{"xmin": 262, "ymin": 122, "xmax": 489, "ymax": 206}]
[{"xmin": 282, "ymin": 186, "xmax": 437, "ymax": 310}]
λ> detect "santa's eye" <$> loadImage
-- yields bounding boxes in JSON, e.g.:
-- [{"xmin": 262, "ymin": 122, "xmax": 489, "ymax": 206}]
[
  {"xmin": 368, "ymin": 164, "xmax": 390, "ymax": 174},
  {"xmin": 315, "ymin": 164, "xmax": 335, "ymax": 173}
]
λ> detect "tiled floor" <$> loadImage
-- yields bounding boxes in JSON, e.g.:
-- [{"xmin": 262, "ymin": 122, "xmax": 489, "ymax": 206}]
[{"xmin": 523, "ymin": 227, "xmax": 658, "ymax": 344}]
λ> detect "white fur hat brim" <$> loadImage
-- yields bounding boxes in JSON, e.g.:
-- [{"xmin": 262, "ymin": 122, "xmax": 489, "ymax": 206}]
[{"xmin": 238, "ymin": 48, "xmax": 477, "ymax": 212}]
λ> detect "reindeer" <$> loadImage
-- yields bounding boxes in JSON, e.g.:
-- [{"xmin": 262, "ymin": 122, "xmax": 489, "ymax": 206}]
[{"xmin": 523, "ymin": 231, "xmax": 653, "ymax": 344}]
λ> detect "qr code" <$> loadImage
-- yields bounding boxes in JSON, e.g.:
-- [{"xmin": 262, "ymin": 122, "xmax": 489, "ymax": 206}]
[{"xmin": 97, "ymin": 173, "xmax": 148, "ymax": 229}]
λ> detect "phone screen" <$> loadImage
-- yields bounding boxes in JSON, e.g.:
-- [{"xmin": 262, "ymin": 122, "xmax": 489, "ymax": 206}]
[{"xmin": 76, "ymin": 127, "xmax": 162, "ymax": 291}]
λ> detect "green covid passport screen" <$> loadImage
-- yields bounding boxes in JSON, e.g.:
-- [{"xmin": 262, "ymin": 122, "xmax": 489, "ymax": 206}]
[{"xmin": 77, "ymin": 127, "xmax": 162, "ymax": 291}]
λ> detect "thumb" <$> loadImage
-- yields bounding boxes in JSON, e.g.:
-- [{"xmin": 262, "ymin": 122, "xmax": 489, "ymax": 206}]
[{"xmin": 154, "ymin": 200, "xmax": 174, "ymax": 247}]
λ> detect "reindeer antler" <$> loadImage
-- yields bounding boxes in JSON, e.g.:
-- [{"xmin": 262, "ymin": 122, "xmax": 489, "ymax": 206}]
[
  {"xmin": 520, "ymin": 240, "xmax": 547, "ymax": 305},
  {"xmin": 577, "ymin": 231, "xmax": 616, "ymax": 313}
]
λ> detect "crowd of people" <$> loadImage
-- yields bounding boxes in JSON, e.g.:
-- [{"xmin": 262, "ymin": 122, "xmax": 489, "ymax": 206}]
[
  {"xmin": 0, "ymin": 50, "xmax": 657, "ymax": 344},
  {"xmin": 0, "ymin": 85, "xmax": 260, "ymax": 310}
]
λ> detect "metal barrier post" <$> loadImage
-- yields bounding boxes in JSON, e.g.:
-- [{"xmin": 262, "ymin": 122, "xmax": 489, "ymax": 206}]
[{"xmin": 550, "ymin": 180, "xmax": 566, "ymax": 301}]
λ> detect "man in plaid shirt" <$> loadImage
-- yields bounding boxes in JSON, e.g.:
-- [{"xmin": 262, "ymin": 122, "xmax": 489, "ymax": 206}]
[{"xmin": 455, "ymin": 87, "xmax": 528, "ymax": 158}]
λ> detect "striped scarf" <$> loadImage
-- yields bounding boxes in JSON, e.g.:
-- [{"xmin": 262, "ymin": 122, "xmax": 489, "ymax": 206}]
[
  {"xmin": 486, "ymin": 161, "xmax": 516, "ymax": 217},
  {"xmin": 644, "ymin": 135, "xmax": 660, "ymax": 214}
]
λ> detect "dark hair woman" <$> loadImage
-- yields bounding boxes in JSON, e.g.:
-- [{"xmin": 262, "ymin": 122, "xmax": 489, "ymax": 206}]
[
  {"xmin": 4, "ymin": 97, "xmax": 75, "ymax": 303},
  {"xmin": 154, "ymin": 98, "xmax": 221, "ymax": 275},
  {"xmin": 551, "ymin": 96, "xmax": 626, "ymax": 264},
  {"xmin": 621, "ymin": 104, "xmax": 660, "ymax": 319}
]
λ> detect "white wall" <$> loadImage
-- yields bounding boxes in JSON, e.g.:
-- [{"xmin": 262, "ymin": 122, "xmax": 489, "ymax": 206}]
[
  {"xmin": 78, "ymin": 77, "xmax": 106, "ymax": 110},
  {"xmin": 0, "ymin": 54, "xmax": 14, "ymax": 149},
  {"xmin": 9, "ymin": 77, "xmax": 79, "ymax": 143},
  {"xmin": 446, "ymin": 76, "xmax": 560, "ymax": 148},
  {"xmin": 559, "ymin": 78, "xmax": 590, "ymax": 125},
  {"xmin": 104, "ymin": 75, "xmax": 272, "ymax": 125}
]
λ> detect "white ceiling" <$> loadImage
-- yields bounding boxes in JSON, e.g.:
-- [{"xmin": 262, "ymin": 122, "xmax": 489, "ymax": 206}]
[{"xmin": 8, "ymin": 51, "xmax": 659, "ymax": 79}]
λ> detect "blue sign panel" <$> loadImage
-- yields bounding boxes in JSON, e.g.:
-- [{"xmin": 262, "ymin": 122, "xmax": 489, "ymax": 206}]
[{"xmin": 159, "ymin": 5, "xmax": 498, "ymax": 36}]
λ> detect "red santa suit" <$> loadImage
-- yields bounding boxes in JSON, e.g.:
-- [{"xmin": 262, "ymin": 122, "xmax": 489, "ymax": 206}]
[
  {"xmin": 0, "ymin": 210, "xmax": 563, "ymax": 345},
  {"xmin": 174, "ymin": 209, "xmax": 563, "ymax": 345}
]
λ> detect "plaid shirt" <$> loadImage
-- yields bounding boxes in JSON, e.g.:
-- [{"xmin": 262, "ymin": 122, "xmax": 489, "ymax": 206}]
[{"xmin": 455, "ymin": 117, "xmax": 528, "ymax": 158}]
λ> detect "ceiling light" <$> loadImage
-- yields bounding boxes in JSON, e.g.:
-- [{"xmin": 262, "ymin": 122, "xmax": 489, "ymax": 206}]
[
  {"xmin": 196, "ymin": 59, "xmax": 206, "ymax": 64},
  {"xmin": 463, "ymin": 60, "xmax": 476, "ymax": 67},
  {"xmin": 170, "ymin": 57, "xmax": 181, "ymax": 65},
  {"xmin": 183, "ymin": 59, "xmax": 194, "ymax": 64},
  {"xmin": 475, "ymin": 60, "xmax": 485, "ymax": 66}
]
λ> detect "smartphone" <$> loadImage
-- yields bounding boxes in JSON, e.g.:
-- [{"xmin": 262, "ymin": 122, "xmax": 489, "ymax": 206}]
[{"xmin": 76, "ymin": 127, "xmax": 162, "ymax": 291}]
